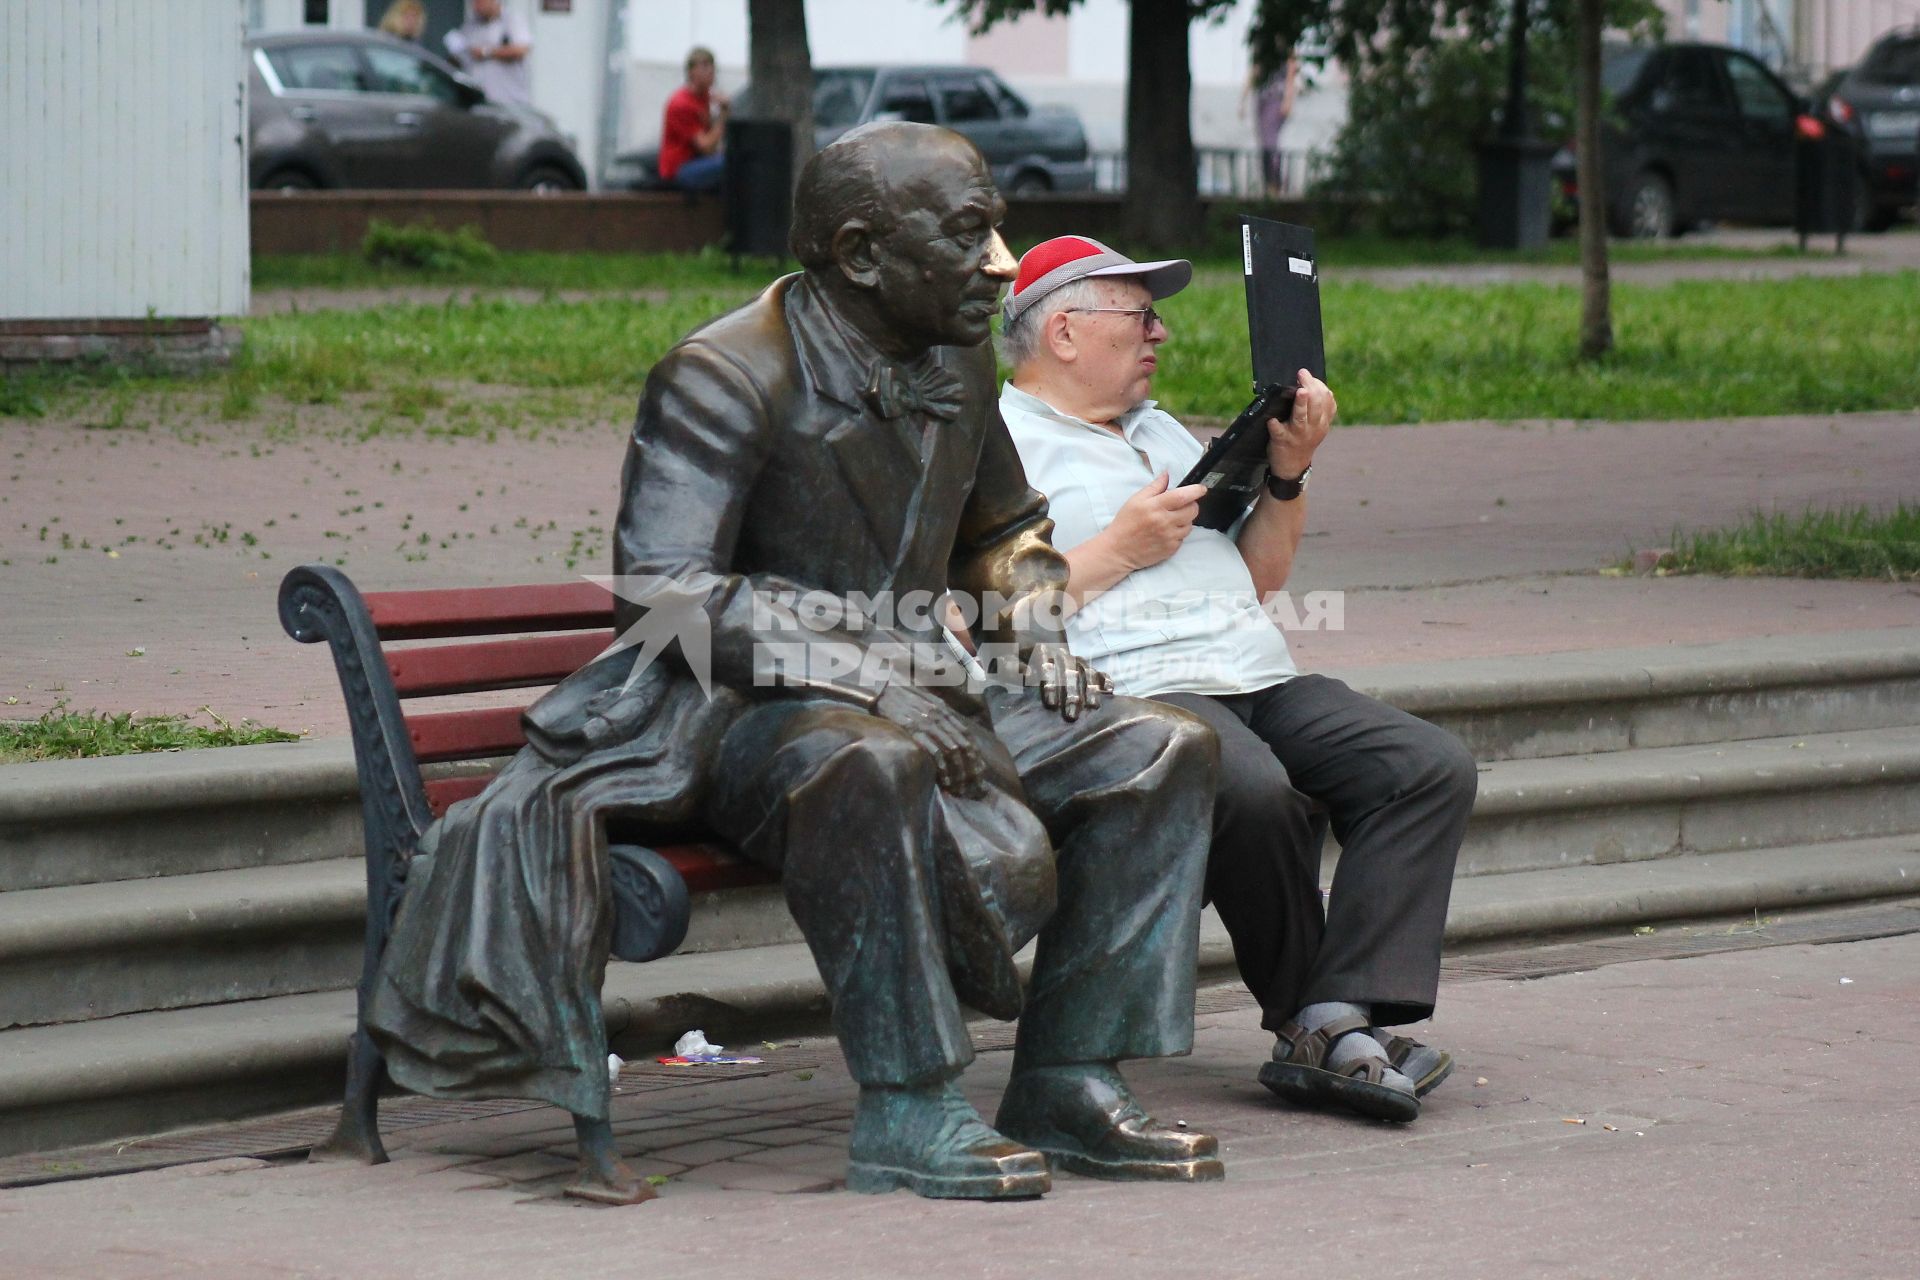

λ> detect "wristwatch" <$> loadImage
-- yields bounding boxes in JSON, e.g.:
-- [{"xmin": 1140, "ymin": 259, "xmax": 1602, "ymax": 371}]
[{"xmin": 1267, "ymin": 464, "xmax": 1312, "ymax": 501}]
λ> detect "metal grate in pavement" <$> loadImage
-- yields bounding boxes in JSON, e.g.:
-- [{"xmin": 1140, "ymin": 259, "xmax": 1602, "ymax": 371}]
[{"xmin": 1438, "ymin": 900, "xmax": 1920, "ymax": 983}]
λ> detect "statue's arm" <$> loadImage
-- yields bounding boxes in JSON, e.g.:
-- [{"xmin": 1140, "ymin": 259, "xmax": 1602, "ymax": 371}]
[{"xmin": 948, "ymin": 383, "xmax": 1072, "ymax": 660}]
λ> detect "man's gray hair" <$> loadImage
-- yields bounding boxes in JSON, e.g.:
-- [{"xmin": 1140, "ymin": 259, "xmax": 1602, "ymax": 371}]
[{"xmin": 998, "ymin": 277, "xmax": 1109, "ymax": 370}]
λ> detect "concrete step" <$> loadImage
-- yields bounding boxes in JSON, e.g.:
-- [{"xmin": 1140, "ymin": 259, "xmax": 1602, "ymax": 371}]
[
  {"xmin": 8, "ymin": 723, "xmax": 1918, "ymax": 1031},
  {"xmin": 0, "ymin": 741, "xmax": 362, "ymax": 893},
  {"xmin": 7, "ymin": 630, "xmax": 1914, "ymax": 893},
  {"xmin": 0, "ymin": 860, "xmax": 368, "ymax": 1030},
  {"xmin": 1337, "ymin": 626, "xmax": 1920, "ymax": 762},
  {"xmin": 1457, "ymin": 725, "xmax": 1920, "ymax": 876},
  {"xmin": 0, "ymin": 857, "xmax": 795, "ymax": 1031},
  {"xmin": 4, "ymin": 834, "xmax": 1914, "ymax": 1160}
]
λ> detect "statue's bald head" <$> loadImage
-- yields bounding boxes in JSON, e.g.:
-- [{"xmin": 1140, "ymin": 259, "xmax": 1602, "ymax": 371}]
[{"xmin": 790, "ymin": 122, "xmax": 984, "ymax": 273}]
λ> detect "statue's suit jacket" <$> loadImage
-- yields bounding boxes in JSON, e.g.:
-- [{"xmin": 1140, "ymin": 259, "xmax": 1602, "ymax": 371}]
[{"xmin": 366, "ymin": 274, "xmax": 1074, "ymax": 1117}]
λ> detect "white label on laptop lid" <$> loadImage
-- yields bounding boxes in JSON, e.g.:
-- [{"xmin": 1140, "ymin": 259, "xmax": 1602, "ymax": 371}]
[
  {"xmin": 1289, "ymin": 255, "xmax": 1314, "ymax": 276},
  {"xmin": 1243, "ymin": 224, "xmax": 1254, "ymax": 275}
]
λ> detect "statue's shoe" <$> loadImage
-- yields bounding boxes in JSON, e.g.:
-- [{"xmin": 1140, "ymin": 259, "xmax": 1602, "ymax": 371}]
[
  {"xmin": 846, "ymin": 1079, "xmax": 1052, "ymax": 1200},
  {"xmin": 996, "ymin": 1063, "xmax": 1225, "ymax": 1182}
]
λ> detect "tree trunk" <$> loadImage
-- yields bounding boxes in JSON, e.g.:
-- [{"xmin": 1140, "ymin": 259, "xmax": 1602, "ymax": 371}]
[
  {"xmin": 1575, "ymin": 0, "xmax": 1612, "ymax": 358},
  {"xmin": 746, "ymin": 0, "xmax": 815, "ymax": 187},
  {"xmin": 1123, "ymin": 0, "xmax": 1202, "ymax": 250}
]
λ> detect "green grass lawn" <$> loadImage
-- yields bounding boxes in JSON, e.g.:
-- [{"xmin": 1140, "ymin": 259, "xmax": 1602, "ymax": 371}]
[
  {"xmin": 6, "ymin": 270, "xmax": 1918, "ymax": 429},
  {"xmin": 0, "ymin": 707, "xmax": 300, "ymax": 763},
  {"xmin": 248, "ymin": 235, "xmax": 1801, "ymax": 292},
  {"xmin": 1636, "ymin": 505, "xmax": 1920, "ymax": 582}
]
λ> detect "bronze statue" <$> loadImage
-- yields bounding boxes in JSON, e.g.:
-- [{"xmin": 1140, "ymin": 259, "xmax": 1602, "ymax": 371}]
[{"xmin": 362, "ymin": 122, "xmax": 1224, "ymax": 1203}]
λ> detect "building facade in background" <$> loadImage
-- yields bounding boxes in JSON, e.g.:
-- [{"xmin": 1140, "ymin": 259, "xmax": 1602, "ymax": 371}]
[
  {"xmin": 2, "ymin": 0, "xmax": 249, "ymax": 366},
  {"xmin": 1660, "ymin": 0, "xmax": 1920, "ymax": 82}
]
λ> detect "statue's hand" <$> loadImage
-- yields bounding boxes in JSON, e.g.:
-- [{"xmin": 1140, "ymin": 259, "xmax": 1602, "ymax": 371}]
[
  {"xmin": 1026, "ymin": 642, "xmax": 1112, "ymax": 723},
  {"xmin": 873, "ymin": 685, "xmax": 988, "ymax": 797}
]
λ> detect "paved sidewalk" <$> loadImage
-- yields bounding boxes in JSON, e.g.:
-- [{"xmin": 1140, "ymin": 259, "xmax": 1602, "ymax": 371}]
[
  {"xmin": 4, "ymin": 409, "xmax": 1913, "ymax": 734},
  {"xmin": 4, "ymin": 919, "xmax": 1916, "ymax": 1278}
]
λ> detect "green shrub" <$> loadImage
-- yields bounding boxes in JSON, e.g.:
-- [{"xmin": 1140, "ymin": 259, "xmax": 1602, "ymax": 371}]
[{"xmin": 361, "ymin": 219, "xmax": 500, "ymax": 273}]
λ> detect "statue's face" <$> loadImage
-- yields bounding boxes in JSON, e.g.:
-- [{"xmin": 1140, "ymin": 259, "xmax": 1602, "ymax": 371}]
[{"xmin": 865, "ymin": 142, "xmax": 1017, "ymax": 351}]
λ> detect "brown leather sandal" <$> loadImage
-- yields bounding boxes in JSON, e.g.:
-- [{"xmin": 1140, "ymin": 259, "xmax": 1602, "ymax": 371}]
[
  {"xmin": 1372, "ymin": 1029, "xmax": 1455, "ymax": 1098},
  {"xmin": 1258, "ymin": 1013, "xmax": 1420, "ymax": 1123}
]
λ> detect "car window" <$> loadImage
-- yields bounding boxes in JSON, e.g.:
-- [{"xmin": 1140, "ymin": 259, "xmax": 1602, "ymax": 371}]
[
  {"xmin": 1602, "ymin": 47, "xmax": 1651, "ymax": 97},
  {"xmin": 267, "ymin": 42, "xmax": 368, "ymax": 94},
  {"xmin": 1860, "ymin": 36, "xmax": 1920, "ymax": 85},
  {"xmin": 362, "ymin": 45, "xmax": 461, "ymax": 105},
  {"xmin": 1723, "ymin": 54, "xmax": 1792, "ymax": 124},
  {"xmin": 1660, "ymin": 49, "xmax": 1733, "ymax": 112},
  {"xmin": 878, "ymin": 77, "xmax": 936, "ymax": 125},
  {"xmin": 813, "ymin": 71, "xmax": 872, "ymax": 129},
  {"xmin": 939, "ymin": 77, "xmax": 999, "ymax": 124},
  {"xmin": 991, "ymin": 79, "xmax": 1029, "ymax": 119}
]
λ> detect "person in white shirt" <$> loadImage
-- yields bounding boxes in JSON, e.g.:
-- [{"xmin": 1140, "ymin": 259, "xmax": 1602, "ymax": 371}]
[
  {"xmin": 443, "ymin": 0, "xmax": 532, "ymax": 106},
  {"xmin": 998, "ymin": 235, "xmax": 1478, "ymax": 1123}
]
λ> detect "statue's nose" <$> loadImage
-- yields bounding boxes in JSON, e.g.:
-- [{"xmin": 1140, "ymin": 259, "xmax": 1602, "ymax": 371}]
[{"xmin": 984, "ymin": 229, "xmax": 1018, "ymax": 279}]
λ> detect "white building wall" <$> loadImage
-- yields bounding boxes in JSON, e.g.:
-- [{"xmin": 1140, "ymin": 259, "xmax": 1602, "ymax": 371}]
[
  {"xmin": 1, "ymin": 0, "xmax": 250, "ymax": 321},
  {"xmin": 1662, "ymin": 0, "xmax": 1920, "ymax": 79}
]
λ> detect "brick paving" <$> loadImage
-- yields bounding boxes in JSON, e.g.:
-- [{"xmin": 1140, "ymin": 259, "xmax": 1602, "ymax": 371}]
[
  {"xmin": 4, "ymin": 409, "xmax": 1914, "ymax": 735},
  {"xmin": 3, "ymin": 927, "xmax": 1918, "ymax": 1276}
]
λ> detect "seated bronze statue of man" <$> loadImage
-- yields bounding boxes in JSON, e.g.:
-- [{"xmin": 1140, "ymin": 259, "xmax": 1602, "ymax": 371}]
[{"xmin": 362, "ymin": 121, "xmax": 1223, "ymax": 1203}]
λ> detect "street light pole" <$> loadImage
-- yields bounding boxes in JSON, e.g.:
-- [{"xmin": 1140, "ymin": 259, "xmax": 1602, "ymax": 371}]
[{"xmin": 1476, "ymin": 0, "xmax": 1554, "ymax": 248}]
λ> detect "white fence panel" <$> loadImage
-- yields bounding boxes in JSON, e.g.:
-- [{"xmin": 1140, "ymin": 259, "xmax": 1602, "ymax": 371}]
[{"xmin": 1, "ymin": 0, "xmax": 249, "ymax": 320}]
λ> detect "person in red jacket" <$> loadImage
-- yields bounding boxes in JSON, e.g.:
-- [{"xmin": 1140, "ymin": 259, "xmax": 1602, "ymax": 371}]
[{"xmin": 658, "ymin": 46, "xmax": 728, "ymax": 192}]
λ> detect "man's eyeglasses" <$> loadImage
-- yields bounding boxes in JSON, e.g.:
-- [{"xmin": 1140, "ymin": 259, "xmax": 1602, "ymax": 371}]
[{"xmin": 1063, "ymin": 305, "xmax": 1163, "ymax": 337}]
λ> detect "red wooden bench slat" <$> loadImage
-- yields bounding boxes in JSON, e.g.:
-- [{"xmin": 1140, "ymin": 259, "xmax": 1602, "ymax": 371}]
[
  {"xmin": 366, "ymin": 582, "xmax": 614, "ymax": 641},
  {"xmin": 659, "ymin": 843, "xmax": 776, "ymax": 894},
  {"xmin": 388, "ymin": 631, "xmax": 615, "ymax": 699},
  {"xmin": 408, "ymin": 705, "xmax": 528, "ymax": 763},
  {"xmin": 423, "ymin": 774, "xmax": 491, "ymax": 817}
]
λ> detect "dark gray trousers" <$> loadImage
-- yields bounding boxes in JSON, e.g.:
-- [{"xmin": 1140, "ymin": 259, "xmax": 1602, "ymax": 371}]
[
  {"xmin": 705, "ymin": 687, "xmax": 1218, "ymax": 1087},
  {"xmin": 1157, "ymin": 675, "xmax": 1477, "ymax": 1028}
]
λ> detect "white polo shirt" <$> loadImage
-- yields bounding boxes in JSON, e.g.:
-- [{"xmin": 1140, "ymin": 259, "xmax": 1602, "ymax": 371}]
[{"xmin": 1000, "ymin": 382, "xmax": 1297, "ymax": 699}]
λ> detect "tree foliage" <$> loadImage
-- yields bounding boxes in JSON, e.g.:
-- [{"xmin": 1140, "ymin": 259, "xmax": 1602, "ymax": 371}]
[{"xmin": 1311, "ymin": 0, "xmax": 1662, "ymax": 237}]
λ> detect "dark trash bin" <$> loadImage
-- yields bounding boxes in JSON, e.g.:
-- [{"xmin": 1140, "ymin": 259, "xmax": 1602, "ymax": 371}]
[
  {"xmin": 724, "ymin": 119, "xmax": 793, "ymax": 261},
  {"xmin": 1794, "ymin": 115, "xmax": 1860, "ymax": 249}
]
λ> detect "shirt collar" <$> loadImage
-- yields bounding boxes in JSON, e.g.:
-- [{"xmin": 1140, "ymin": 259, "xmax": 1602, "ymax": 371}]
[{"xmin": 1000, "ymin": 381, "xmax": 1160, "ymax": 442}]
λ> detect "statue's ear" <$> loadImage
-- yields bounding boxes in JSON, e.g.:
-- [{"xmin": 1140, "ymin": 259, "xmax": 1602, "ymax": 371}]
[{"xmin": 831, "ymin": 221, "xmax": 881, "ymax": 290}]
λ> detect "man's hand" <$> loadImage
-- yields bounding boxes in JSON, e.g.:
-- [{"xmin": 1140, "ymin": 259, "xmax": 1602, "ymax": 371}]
[
  {"xmin": 1106, "ymin": 473, "xmax": 1210, "ymax": 572},
  {"xmin": 1026, "ymin": 641, "xmax": 1113, "ymax": 723},
  {"xmin": 1266, "ymin": 368, "xmax": 1335, "ymax": 480},
  {"xmin": 712, "ymin": 91, "xmax": 732, "ymax": 116},
  {"xmin": 874, "ymin": 685, "xmax": 987, "ymax": 797}
]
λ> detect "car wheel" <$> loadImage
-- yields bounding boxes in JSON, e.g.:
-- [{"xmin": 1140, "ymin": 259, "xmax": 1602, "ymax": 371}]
[
  {"xmin": 258, "ymin": 167, "xmax": 319, "ymax": 193},
  {"xmin": 1863, "ymin": 202, "xmax": 1899, "ymax": 233},
  {"xmin": 518, "ymin": 165, "xmax": 580, "ymax": 194},
  {"xmin": 1624, "ymin": 171, "xmax": 1676, "ymax": 239},
  {"xmin": 1006, "ymin": 171, "xmax": 1051, "ymax": 198}
]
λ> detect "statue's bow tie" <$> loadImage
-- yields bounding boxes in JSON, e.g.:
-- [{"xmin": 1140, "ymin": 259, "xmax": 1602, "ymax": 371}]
[{"xmin": 864, "ymin": 360, "xmax": 964, "ymax": 421}]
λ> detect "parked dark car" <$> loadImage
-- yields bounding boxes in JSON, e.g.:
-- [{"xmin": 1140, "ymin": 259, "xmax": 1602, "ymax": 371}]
[
  {"xmin": 1816, "ymin": 28, "xmax": 1920, "ymax": 230},
  {"xmin": 608, "ymin": 65, "xmax": 1093, "ymax": 195},
  {"xmin": 248, "ymin": 30, "xmax": 585, "ymax": 191},
  {"xmin": 1552, "ymin": 42, "xmax": 1817, "ymax": 237}
]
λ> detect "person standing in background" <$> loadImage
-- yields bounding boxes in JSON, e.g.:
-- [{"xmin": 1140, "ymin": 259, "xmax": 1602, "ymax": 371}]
[
  {"xmin": 377, "ymin": 0, "xmax": 426, "ymax": 43},
  {"xmin": 444, "ymin": 0, "xmax": 533, "ymax": 106},
  {"xmin": 658, "ymin": 46, "xmax": 729, "ymax": 192},
  {"xmin": 1241, "ymin": 54, "xmax": 1299, "ymax": 195}
]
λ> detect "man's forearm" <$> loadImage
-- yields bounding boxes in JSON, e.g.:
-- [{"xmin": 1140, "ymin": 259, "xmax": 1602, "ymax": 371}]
[
  {"xmin": 1236, "ymin": 490, "xmax": 1307, "ymax": 598},
  {"xmin": 1061, "ymin": 529, "xmax": 1139, "ymax": 607}
]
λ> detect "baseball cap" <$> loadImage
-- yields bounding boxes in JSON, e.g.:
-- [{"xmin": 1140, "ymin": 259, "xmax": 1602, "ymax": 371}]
[{"xmin": 1002, "ymin": 235, "xmax": 1193, "ymax": 327}]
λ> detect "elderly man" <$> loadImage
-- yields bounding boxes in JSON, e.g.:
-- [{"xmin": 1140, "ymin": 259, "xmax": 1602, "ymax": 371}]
[
  {"xmin": 997, "ymin": 236, "xmax": 1479, "ymax": 1123},
  {"xmin": 364, "ymin": 131, "xmax": 1221, "ymax": 1204}
]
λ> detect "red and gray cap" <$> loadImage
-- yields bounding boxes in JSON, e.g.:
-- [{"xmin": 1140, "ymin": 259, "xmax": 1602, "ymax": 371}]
[{"xmin": 1002, "ymin": 235, "xmax": 1193, "ymax": 327}]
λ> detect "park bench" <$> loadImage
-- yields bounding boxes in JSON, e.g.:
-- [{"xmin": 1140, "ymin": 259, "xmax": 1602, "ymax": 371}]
[{"xmin": 278, "ymin": 563, "xmax": 770, "ymax": 1162}]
